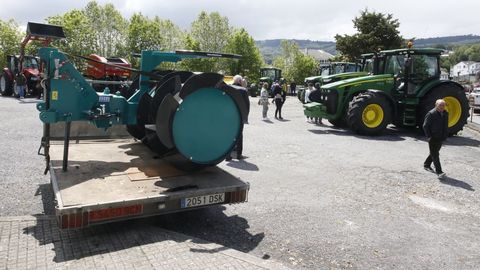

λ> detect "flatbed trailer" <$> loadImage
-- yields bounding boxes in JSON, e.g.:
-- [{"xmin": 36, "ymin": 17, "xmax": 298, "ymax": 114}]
[{"xmin": 49, "ymin": 139, "xmax": 249, "ymax": 229}]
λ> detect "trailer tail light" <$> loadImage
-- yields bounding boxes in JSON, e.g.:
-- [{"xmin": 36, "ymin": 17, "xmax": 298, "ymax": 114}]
[
  {"xmin": 59, "ymin": 204, "xmax": 143, "ymax": 229},
  {"xmin": 227, "ymin": 189, "xmax": 248, "ymax": 204},
  {"xmin": 89, "ymin": 204, "xmax": 143, "ymax": 222}
]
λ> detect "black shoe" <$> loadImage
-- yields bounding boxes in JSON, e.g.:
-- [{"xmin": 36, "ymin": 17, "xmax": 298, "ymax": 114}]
[
  {"xmin": 437, "ymin": 172, "xmax": 446, "ymax": 179},
  {"xmin": 279, "ymin": 117, "xmax": 283, "ymax": 120},
  {"xmin": 424, "ymin": 166, "xmax": 434, "ymax": 173},
  {"xmin": 225, "ymin": 156, "xmax": 232, "ymax": 161},
  {"xmin": 237, "ymin": 155, "xmax": 245, "ymax": 160}
]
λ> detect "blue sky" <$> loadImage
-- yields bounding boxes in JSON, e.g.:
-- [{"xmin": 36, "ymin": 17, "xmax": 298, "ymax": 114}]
[{"xmin": 1, "ymin": 0, "xmax": 478, "ymax": 41}]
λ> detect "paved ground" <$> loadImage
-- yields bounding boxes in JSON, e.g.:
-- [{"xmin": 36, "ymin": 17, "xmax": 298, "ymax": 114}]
[
  {"xmin": 1, "ymin": 96, "xmax": 480, "ymax": 269},
  {"xmin": 0, "ymin": 215, "xmax": 288, "ymax": 270}
]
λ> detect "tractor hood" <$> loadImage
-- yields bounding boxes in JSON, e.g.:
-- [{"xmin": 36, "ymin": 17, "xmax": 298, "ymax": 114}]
[
  {"xmin": 322, "ymin": 74, "xmax": 393, "ymax": 89},
  {"xmin": 305, "ymin": 75, "xmax": 321, "ymax": 82},
  {"xmin": 305, "ymin": 71, "xmax": 368, "ymax": 84},
  {"xmin": 321, "ymin": 71, "xmax": 368, "ymax": 83}
]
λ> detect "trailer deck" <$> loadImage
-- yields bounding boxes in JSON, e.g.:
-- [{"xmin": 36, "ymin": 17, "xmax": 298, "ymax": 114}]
[{"xmin": 49, "ymin": 139, "xmax": 249, "ymax": 229}]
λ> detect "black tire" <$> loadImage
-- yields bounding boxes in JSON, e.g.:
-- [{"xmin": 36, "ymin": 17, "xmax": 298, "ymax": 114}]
[
  {"xmin": 328, "ymin": 116, "xmax": 347, "ymax": 128},
  {"xmin": 0, "ymin": 72, "xmax": 13, "ymax": 96},
  {"xmin": 347, "ymin": 92, "xmax": 392, "ymax": 135},
  {"xmin": 418, "ymin": 84, "xmax": 469, "ymax": 136}
]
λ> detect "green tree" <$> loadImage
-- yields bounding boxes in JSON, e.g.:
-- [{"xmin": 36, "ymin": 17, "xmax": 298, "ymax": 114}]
[
  {"xmin": 187, "ymin": 11, "xmax": 232, "ymax": 72},
  {"xmin": 273, "ymin": 40, "xmax": 317, "ymax": 83},
  {"xmin": 47, "ymin": 10, "xmax": 96, "ymax": 68},
  {"xmin": 335, "ymin": 9, "xmax": 403, "ymax": 61},
  {"xmin": 0, "ymin": 19, "xmax": 22, "ymax": 68},
  {"xmin": 84, "ymin": 1, "xmax": 128, "ymax": 57},
  {"xmin": 225, "ymin": 28, "xmax": 263, "ymax": 81}
]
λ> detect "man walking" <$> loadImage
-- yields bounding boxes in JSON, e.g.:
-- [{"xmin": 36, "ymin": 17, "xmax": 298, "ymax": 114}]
[{"xmin": 423, "ymin": 99, "xmax": 449, "ymax": 178}]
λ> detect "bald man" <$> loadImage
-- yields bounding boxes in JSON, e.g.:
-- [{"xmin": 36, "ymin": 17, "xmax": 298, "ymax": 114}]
[{"xmin": 423, "ymin": 99, "xmax": 449, "ymax": 178}]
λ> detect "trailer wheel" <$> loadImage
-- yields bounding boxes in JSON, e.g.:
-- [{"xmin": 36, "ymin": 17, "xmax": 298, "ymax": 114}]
[
  {"xmin": 347, "ymin": 92, "xmax": 392, "ymax": 135},
  {"xmin": 0, "ymin": 72, "xmax": 13, "ymax": 96},
  {"xmin": 419, "ymin": 84, "xmax": 469, "ymax": 136}
]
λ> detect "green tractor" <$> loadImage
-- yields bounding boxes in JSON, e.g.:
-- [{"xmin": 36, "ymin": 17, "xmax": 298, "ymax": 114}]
[
  {"xmin": 298, "ymin": 58, "xmax": 372, "ymax": 103},
  {"xmin": 249, "ymin": 67, "xmax": 282, "ymax": 97},
  {"xmin": 304, "ymin": 48, "xmax": 469, "ymax": 135}
]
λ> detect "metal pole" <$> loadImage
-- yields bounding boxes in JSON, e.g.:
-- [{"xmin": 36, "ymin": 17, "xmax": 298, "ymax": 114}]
[{"xmin": 62, "ymin": 121, "xmax": 71, "ymax": 172}]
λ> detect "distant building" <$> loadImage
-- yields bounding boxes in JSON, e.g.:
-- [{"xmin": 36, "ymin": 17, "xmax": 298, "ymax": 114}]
[
  {"xmin": 451, "ymin": 61, "xmax": 480, "ymax": 83},
  {"xmin": 303, "ymin": 48, "xmax": 334, "ymax": 63}
]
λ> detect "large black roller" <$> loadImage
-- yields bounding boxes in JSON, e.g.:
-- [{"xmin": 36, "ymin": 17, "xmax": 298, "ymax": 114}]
[
  {"xmin": 155, "ymin": 93, "xmax": 178, "ymax": 149},
  {"xmin": 216, "ymin": 82, "xmax": 250, "ymax": 124},
  {"xmin": 126, "ymin": 92, "xmax": 152, "ymax": 140},
  {"xmin": 149, "ymin": 76, "xmax": 181, "ymax": 123},
  {"xmin": 178, "ymin": 73, "xmax": 224, "ymax": 99}
]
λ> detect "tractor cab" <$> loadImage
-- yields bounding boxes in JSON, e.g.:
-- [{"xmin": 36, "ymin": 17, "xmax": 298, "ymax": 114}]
[
  {"xmin": 259, "ymin": 67, "xmax": 282, "ymax": 85},
  {"xmin": 7, "ymin": 55, "xmax": 40, "ymax": 76},
  {"xmin": 378, "ymin": 48, "xmax": 442, "ymax": 97},
  {"xmin": 330, "ymin": 62, "xmax": 361, "ymax": 74}
]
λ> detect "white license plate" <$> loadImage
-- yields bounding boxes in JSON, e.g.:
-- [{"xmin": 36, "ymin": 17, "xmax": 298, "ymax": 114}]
[{"xmin": 181, "ymin": 193, "xmax": 225, "ymax": 208}]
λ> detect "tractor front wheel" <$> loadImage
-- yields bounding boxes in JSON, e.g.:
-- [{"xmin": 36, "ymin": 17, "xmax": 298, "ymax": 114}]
[
  {"xmin": 0, "ymin": 72, "xmax": 13, "ymax": 96},
  {"xmin": 347, "ymin": 92, "xmax": 392, "ymax": 135},
  {"xmin": 419, "ymin": 84, "xmax": 469, "ymax": 136}
]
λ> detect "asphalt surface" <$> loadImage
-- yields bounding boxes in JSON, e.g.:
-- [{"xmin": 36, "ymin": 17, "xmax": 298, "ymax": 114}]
[{"xmin": 1, "ymin": 95, "xmax": 480, "ymax": 269}]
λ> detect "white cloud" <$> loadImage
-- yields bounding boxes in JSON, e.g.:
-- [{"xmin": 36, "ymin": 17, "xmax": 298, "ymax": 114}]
[{"xmin": 0, "ymin": 0, "xmax": 478, "ymax": 41}]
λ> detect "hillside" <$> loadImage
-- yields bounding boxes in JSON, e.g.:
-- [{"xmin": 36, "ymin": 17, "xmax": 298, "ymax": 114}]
[{"xmin": 256, "ymin": 35, "xmax": 480, "ymax": 63}]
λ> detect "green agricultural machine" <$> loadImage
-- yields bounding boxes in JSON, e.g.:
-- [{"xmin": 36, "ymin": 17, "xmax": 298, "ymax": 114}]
[
  {"xmin": 298, "ymin": 59, "xmax": 371, "ymax": 103},
  {"xmin": 249, "ymin": 67, "xmax": 282, "ymax": 97},
  {"xmin": 304, "ymin": 48, "xmax": 469, "ymax": 135},
  {"xmin": 33, "ymin": 24, "xmax": 246, "ymax": 172}
]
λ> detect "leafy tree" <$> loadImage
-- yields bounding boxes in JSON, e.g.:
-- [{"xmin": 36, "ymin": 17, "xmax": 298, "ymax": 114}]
[
  {"xmin": 273, "ymin": 40, "xmax": 317, "ymax": 83},
  {"xmin": 225, "ymin": 28, "xmax": 263, "ymax": 81},
  {"xmin": 84, "ymin": 1, "xmax": 128, "ymax": 57},
  {"xmin": 127, "ymin": 13, "xmax": 185, "ymax": 68},
  {"xmin": 188, "ymin": 11, "xmax": 232, "ymax": 72},
  {"xmin": 0, "ymin": 19, "xmax": 22, "ymax": 68},
  {"xmin": 47, "ymin": 10, "xmax": 96, "ymax": 68},
  {"xmin": 335, "ymin": 9, "xmax": 403, "ymax": 61}
]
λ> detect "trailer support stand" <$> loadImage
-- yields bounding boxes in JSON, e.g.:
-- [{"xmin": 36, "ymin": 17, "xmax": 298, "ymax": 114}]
[{"xmin": 62, "ymin": 121, "xmax": 71, "ymax": 172}]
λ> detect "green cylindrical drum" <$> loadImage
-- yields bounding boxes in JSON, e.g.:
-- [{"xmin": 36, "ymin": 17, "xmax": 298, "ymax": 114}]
[{"xmin": 172, "ymin": 87, "xmax": 241, "ymax": 164}]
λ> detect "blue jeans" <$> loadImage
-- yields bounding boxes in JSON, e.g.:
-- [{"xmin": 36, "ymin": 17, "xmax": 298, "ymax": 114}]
[{"xmin": 17, "ymin": 85, "xmax": 25, "ymax": 97}]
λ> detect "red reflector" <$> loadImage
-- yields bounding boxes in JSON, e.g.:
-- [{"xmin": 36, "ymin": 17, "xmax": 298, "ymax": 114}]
[{"xmin": 88, "ymin": 205, "xmax": 143, "ymax": 222}]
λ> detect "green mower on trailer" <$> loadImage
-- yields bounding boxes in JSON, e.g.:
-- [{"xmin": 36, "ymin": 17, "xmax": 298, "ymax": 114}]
[
  {"xmin": 298, "ymin": 58, "xmax": 373, "ymax": 103},
  {"xmin": 304, "ymin": 48, "xmax": 469, "ymax": 135}
]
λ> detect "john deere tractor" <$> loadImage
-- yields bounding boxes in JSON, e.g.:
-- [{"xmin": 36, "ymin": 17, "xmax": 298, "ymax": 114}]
[
  {"xmin": 249, "ymin": 67, "xmax": 282, "ymax": 97},
  {"xmin": 304, "ymin": 48, "xmax": 469, "ymax": 135},
  {"xmin": 298, "ymin": 58, "xmax": 373, "ymax": 103}
]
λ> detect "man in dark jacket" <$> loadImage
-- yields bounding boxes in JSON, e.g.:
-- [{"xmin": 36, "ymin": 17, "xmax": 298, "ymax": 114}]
[
  {"xmin": 423, "ymin": 99, "xmax": 449, "ymax": 178},
  {"xmin": 226, "ymin": 75, "xmax": 250, "ymax": 161}
]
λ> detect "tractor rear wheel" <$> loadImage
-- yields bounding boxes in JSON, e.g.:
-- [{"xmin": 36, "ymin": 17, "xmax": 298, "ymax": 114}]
[
  {"xmin": 419, "ymin": 84, "xmax": 469, "ymax": 136},
  {"xmin": 0, "ymin": 72, "xmax": 13, "ymax": 96},
  {"xmin": 328, "ymin": 116, "xmax": 347, "ymax": 127},
  {"xmin": 347, "ymin": 92, "xmax": 392, "ymax": 135}
]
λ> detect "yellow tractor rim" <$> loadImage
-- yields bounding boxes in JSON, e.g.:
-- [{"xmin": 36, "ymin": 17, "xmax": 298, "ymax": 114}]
[
  {"xmin": 362, "ymin": 104, "xmax": 384, "ymax": 128},
  {"xmin": 443, "ymin": 96, "xmax": 461, "ymax": 128}
]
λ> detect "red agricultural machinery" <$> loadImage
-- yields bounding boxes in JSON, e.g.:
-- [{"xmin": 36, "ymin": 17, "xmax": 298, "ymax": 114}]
[
  {"xmin": 0, "ymin": 22, "xmax": 65, "ymax": 97},
  {"xmin": 85, "ymin": 54, "xmax": 131, "ymax": 80}
]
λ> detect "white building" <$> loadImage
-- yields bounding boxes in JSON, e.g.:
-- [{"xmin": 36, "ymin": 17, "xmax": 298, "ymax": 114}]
[
  {"xmin": 303, "ymin": 48, "xmax": 334, "ymax": 63},
  {"xmin": 451, "ymin": 61, "xmax": 480, "ymax": 78}
]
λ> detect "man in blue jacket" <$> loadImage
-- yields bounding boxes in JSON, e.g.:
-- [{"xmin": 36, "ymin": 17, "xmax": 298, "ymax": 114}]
[{"xmin": 423, "ymin": 99, "xmax": 449, "ymax": 178}]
